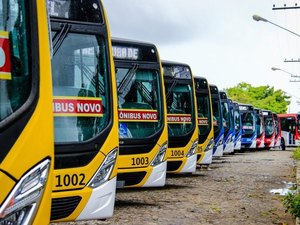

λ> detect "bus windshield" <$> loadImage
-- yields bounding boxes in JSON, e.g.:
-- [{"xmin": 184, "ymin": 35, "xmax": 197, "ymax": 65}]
[
  {"xmin": 196, "ymin": 93, "xmax": 211, "ymax": 137},
  {"xmin": 166, "ymin": 82, "xmax": 194, "ymax": 137},
  {"xmin": 241, "ymin": 112, "xmax": 254, "ymax": 133},
  {"xmin": 221, "ymin": 102, "xmax": 230, "ymax": 133},
  {"xmin": 234, "ymin": 109, "xmax": 241, "ymax": 133},
  {"xmin": 52, "ymin": 32, "xmax": 109, "ymax": 143},
  {"xmin": 0, "ymin": 0, "xmax": 31, "ymax": 122},
  {"xmin": 116, "ymin": 67, "xmax": 162, "ymax": 138},
  {"xmin": 264, "ymin": 116, "xmax": 274, "ymax": 136},
  {"xmin": 212, "ymin": 98, "xmax": 222, "ymax": 134},
  {"xmin": 256, "ymin": 114, "xmax": 264, "ymax": 136}
]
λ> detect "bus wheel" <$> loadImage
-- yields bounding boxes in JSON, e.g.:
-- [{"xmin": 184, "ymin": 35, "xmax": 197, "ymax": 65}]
[{"xmin": 281, "ymin": 139, "xmax": 286, "ymax": 151}]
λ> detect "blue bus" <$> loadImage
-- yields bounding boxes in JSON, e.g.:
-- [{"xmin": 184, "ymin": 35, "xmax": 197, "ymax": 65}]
[
  {"xmin": 209, "ymin": 85, "xmax": 224, "ymax": 157},
  {"xmin": 220, "ymin": 91, "xmax": 234, "ymax": 154},
  {"xmin": 233, "ymin": 101, "xmax": 242, "ymax": 151},
  {"xmin": 239, "ymin": 103, "xmax": 257, "ymax": 150}
]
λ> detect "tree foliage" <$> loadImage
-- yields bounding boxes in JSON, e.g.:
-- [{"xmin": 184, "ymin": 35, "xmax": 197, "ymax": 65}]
[{"xmin": 226, "ymin": 82, "xmax": 290, "ymax": 113}]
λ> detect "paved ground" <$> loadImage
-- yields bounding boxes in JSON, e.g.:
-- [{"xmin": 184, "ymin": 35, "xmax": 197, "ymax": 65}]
[{"xmin": 60, "ymin": 149, "xmax": 296, "ymax": 225}]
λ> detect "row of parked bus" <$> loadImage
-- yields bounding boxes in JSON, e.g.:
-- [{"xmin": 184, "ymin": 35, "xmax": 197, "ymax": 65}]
[{"xmin": 1, "ymin": 1, "xmax": 300, "ymax": 224}]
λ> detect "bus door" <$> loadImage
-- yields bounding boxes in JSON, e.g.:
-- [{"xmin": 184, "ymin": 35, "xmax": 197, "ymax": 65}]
[
  {"xmin": 263, "ymin": 110, "xmax": 275, "ymax": 149},
  {"xmin": 0, "ymin": 1, "xmax": 53, "ymax": 224},
  {"xmin": 194, "ymin": 77, "xmax": 214, "ymax": 165},
  {"xmin": 255, "ymin": 108, "xmax": 265, "ymax": 149},
  {"xmin": 113, "ymin": 39, "xmax": 168, "ymax": 188},
  {"xmin": 233, "ymin": 102, "xmax": 242, "ymax": 151},
  {"xmin": 209, "ymin": 84, "xmax": 224, "ymax": 157},
  {"xmin": 163, "ymin": 61, "xmax": 198, "ymax": 173},
  {"xmin": 48, "ymin": 0, "xmax": 118, "ymax": 221},
  {"xmin": 278, "ymin": 114, "xmax": 300, "ymax": 148},
  {"xmin": 273, "ymin": 113, "xmax": 281, "ymax": 148},
  {"xmin": 239, "ymin": 104, "xmax": 256, "ymax": 149}
]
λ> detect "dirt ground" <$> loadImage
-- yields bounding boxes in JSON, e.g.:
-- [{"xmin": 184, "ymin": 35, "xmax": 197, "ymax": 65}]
[{"xmin": 61, "ymin": 149, "xmax": 296, "ymax": 225}]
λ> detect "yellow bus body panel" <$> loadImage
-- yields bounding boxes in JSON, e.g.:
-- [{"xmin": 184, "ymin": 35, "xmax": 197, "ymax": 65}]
[
  {"xmin": 116, "ymin": 53, "xmax": 168, "ymax": 188},
  {"xmin": 196, "ymin": 88, "xmax": 214, "ymax": 164},
  {"xmin": 166, "ymin": 73, "xmax": 198, "ymax": 173},
  {"xmin": 51, "ymin": 1, "xmax": 119, "ymax": 221},
  {"xmin": 0, "ymin": 1, "xmax": 54, "ymax": 224}
]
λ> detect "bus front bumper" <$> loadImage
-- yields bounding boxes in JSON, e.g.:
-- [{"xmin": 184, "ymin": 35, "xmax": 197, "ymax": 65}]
[
  {"xmin": 143, "ymin": 161, "xmax": 167, "ymax": 187},
  {"xmin": 199, "ymin": 149, "xmax": 213, "ymax": 165}
]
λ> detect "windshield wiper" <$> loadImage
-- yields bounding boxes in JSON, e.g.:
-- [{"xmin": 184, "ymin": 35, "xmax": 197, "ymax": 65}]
[
  {"xmin": 117, "ymin": 64, "xmax": 139, "ymax": 94},
  {"xmin": 52, "ymin": 23, "xmax": 71, "ymax": 55},
  {"xmin": 166, "ymin": 79, "xmax": 178, "ymax": 100}
]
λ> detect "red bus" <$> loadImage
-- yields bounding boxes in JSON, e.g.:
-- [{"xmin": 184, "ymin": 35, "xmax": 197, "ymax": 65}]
[
  {"xmin": 262, "ymin": 110, "xmax": 275, "ymax": 149},
  {"xmin": 278, "ymin": 113, "xmax": 300, "ymax": 149}
]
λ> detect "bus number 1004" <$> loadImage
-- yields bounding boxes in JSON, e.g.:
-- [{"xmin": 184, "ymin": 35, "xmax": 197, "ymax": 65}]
[
  {"xmin": 131, "ymin": 157, "xmax": 149, "ymax": 166},
  {"xmin": 171, "ymin": 150, "xmax": 184, "ymax": 157}
]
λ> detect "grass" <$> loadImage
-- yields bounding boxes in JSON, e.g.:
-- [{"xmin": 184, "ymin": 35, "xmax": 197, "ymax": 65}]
[
  {"xmin": 283, "ymin": 147, "xmax": 300, "ymax": 219},
  {"xmin": 292, "ymin": 147, "xmax": 300, "ymax": 160}
]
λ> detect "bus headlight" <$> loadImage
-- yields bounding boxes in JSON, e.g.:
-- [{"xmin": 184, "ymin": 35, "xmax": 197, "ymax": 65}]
[
  {"xmin": 88, "ymin": 148, "xmax": 118, "ymax": 188},
  {"xmin": 151, "ymin": 142, "xmax": 167, "ymax": 167},
  {"xmin": 205, "ymin": 138, "xmax": 214, "ymax": 152},
  {"xmin": 186, "ymin": 140, "xmax": 198, "ymax": 158},
  {"xmin": 217, "ymin": 136, "xmax": 223, "ymax": 146},
  {"xmin": 0, "ymin": 159, "xmax": 50, "ymax": 225}
]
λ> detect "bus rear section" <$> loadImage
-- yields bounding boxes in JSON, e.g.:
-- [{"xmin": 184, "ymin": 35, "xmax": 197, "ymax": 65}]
[
  {"xmin": 239, "ymin": 104, "xmax": 256, "ymax": 150},
  {"xmin": 194, "ymin": 77, "xmax": 214, "ymax": 165},
  {"xmin": 163, "ymin": 61, "xmax": 198, "ymax": 173},
  {"xmin": 209, "ymin": 84, "xmax": 224, "ymax": 157},
  {"xmin": 113, "ymin": 39, "xmax": 168, "ymax": 188},
  {"xmin": 220, "ymin": 92, "xmax": 234, "ymax": 154},
  {"xmin": 0, "ymin": 0, "xmax": 53, "ymax": 224},
  {"xmin": 233, "ymin": 102, "xmax": 242, "ymax": 151},
  {"xmin": 263, "ymin": 110, "xmax": 275, "ymax": 149},
  {"xmin": 273, "ymin": 113, "xmax": 282, "ymax": 149},
  {"xmin": 278, "ymin": 113, "xmax": 300, "ymax": 149},
  {"xmin": 255, "ymin": 108, "xmax": 265, "ymax": 149},
  {"xmin": 49, "ymin": 0, "xmax": 118, "ymax": 222}
]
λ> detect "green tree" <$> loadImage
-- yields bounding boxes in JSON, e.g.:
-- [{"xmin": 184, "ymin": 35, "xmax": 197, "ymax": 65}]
[{"xmin": 226, "ymin": 82, "xmax": 290, "ymax": 113}]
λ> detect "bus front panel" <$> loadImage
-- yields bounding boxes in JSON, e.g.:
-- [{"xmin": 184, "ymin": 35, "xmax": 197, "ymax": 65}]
[
  {"xmin": 194, "ymin": 78, "xmax": 214, "ymax": 165},
  {"xmin": 163, "ymin": 63, "xmax": 198, "ymax": 173},
  {"xmin": 49, "ymin": 0, "xmax": 118, "ymax": 222},
  {"xmin": 113, "ymin": 41, "xmax": 168, "ymax": 188}
]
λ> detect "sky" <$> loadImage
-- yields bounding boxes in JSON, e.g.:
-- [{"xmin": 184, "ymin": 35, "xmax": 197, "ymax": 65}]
[{"xmin": 102, "ymin": 0, "xmax": 300, "ymax": 113}]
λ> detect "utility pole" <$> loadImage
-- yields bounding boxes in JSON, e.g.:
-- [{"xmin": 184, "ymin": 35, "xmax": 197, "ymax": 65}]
[
  {"xmin": 284, "ymin": 58, "xmax": 300, "ymax": 63},
  {"xmin": 272, "ymin": 3, "xmax": 300, "ymax": 10}
]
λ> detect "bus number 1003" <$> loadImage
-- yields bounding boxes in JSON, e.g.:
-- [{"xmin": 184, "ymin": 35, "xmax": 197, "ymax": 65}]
[
  {"xmin": 55, "ymin": 174, "xmax": 85, "ymax": 187},
  {"xmin": 131, "ymin": 157, "xmax": 149, "ymax": 166}
]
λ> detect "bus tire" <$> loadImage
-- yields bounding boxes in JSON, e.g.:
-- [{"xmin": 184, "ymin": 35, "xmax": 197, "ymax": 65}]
[{"xmin": 281, "ymin": 139, "xmax": 286, "ymax": 151}]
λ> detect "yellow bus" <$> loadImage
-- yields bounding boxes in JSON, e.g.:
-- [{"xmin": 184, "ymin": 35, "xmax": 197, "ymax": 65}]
[
  {"xmin": 194, "ymin": 77, "xmax": 214, "ymax": 165},
  {"xmin": 0, "ymin": 0, "xmax": 54, "ymax": 224},
  {"xmin": 112, "ymin": 38, "xmax": 168, "ymax": 187},
  {"xmin": 162, "ymin": 61, "xmax": 198, "ymax": 173},
  {"xmin": 48, "ymin": 0, "xmax": 119, "ymax": 221}
]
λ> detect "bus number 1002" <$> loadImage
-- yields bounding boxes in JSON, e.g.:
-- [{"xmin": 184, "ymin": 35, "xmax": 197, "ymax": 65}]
[
  {"xmin": 55, "ymin": 174, "xmax": 85, "ymax": 187},
  {"xmin": 131, "ymin": 157, "xmax": 149, "ymax": 166}
]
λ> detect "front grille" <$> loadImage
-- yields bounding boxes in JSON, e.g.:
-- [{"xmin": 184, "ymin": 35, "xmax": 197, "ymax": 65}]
[
  {"xmin": 117, "ymin": 172, "xmax": 147, "ymax": 186},
  {"xmin": 242, "ymin": 133, "xmax": 254, "ymax": 138},
  {"xmin": 51, "ymin": 196, "xmax": 82, "ymax": 221},
  {"xmin": 55, "ymin": 151, "xmax": 97, "ymax": 169},
  {"xmin": 167, "ymin": 161, "xmax": 182, "ymax": 172}
]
